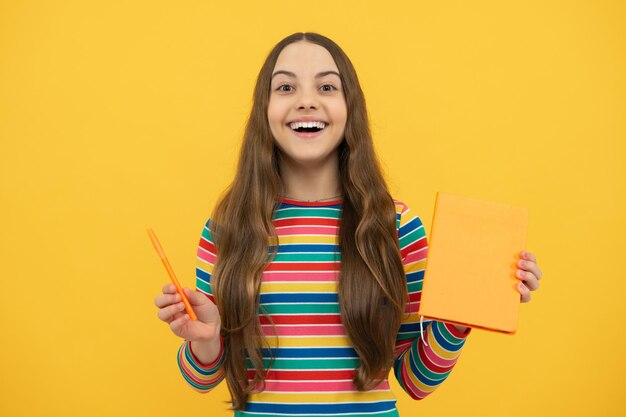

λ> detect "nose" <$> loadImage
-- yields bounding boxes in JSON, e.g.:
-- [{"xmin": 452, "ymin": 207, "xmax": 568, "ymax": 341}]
[{"xmin": 296, "ymin": 87, "xmax": 319, "ymax": 110}]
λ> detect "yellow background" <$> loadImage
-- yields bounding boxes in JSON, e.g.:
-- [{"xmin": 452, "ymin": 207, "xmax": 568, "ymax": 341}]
[{"xmin": 1, "ymin": 1, "xmax": 624, "ymax": 416}]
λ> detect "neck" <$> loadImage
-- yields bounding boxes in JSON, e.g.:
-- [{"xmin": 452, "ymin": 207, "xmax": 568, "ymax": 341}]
[{"xmin": 279, "ymin": 151, "xmax": 342, "ymax": 202}]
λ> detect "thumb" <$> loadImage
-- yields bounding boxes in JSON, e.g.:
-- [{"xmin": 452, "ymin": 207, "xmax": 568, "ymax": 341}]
[{"xmin": 183, "ymin": 287, "xmax": 210, "ymax": 305}]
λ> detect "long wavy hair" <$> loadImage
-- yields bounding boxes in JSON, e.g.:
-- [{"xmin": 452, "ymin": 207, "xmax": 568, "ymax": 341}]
[{"xmin": 210, "ymin": 32, "xmax": 407, "ymax": 410}]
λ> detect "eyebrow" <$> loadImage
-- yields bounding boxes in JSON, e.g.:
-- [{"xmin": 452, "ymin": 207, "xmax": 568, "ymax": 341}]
[{"xmin": 271, "ymin": 70, "xmax": 341, "ymax": 80}]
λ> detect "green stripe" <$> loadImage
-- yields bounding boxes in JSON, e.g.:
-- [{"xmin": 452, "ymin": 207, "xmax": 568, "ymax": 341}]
[
  {"xmin": 396, "ymin": 333, "xmax": 416, "ymax": 342},
  {"xmin": 260, "ymin": 303, "xmax": 340, "ymax": 314},
  {"xmin": 414, "ymin": 356, "xmax": 451, "ymax": 382},
  {"xmin": 179, "ymin": 370, "xmax": 214, "ymax": 391},
  {"xmin": 410, "ymin": 343, "xmax": 451, "ymax": 381},
  {"xmin": 273, "ymin": 208, "xmax": 341, "ymax": 219},
  {"xmin": 247, "ymin": 358, "xmax": 360, "ymax": 370},
  {"xmin": 196, "ymin": 278, "xmax": 212, "ymax": 295},
  {"xmin": 184, "ymin": 344, "xmax": 221, "ymax": 375},
  {"xmin": 436, "ymin": 321, "xmax": 466, "ymax": 345},
  {"xmin": 436, "ymin": 322, "xmax": 462, "ymax": 346},
  {"xmin": 177, "ymin": 345, "xmax": 221, "ymax": 391},
  {"xmin": 272, "ymin": 253, "xmax": 341, "ymax": 262},
  {"xmin": 407, "ymin": 281, "xmax": 422, "ymax": 293},
  {"xmin": 398, "ymin": 225, "xmax": 425, "ymax": 248}
]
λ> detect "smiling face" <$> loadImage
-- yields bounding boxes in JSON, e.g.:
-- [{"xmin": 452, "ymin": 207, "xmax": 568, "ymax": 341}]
[{"xmin": 268, "ymin": 41, "xmax": 347, "ymax": 169}]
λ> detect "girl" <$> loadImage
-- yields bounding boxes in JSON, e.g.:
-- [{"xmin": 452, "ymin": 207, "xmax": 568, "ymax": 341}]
[{"xmin": 154, "ymin": 32, "xmax": 542, "ymax": 416}]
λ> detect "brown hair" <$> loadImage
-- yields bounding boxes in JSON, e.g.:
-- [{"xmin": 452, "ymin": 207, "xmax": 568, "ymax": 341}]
[{"xmin": 210, "ymin": 32, "xmax": 406, "ymax": 410}]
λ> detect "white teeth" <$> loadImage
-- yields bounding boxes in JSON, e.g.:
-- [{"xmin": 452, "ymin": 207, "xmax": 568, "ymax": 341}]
[{"xmin": 289, "ymin": 121, "xmax": 326, "ymax": 130}]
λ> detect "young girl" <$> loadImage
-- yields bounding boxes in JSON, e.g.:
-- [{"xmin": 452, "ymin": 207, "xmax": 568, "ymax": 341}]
[{"xmin": 154, "ymin": 32, "xmax": 542, "ymax": 416}]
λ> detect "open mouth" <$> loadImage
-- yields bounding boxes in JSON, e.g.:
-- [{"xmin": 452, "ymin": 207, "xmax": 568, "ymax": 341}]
[{"xmin": 289, "ymin": 121, "xmax": 327, "ymax": 133}]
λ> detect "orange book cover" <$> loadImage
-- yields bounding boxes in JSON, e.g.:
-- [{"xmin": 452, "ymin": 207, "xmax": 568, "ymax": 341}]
[{"xmin": 418, "ymin": 192, "xmax": 528, "ymax": 334}]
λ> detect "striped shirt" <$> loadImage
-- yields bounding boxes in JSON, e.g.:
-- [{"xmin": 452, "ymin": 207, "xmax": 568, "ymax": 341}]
[{"xmin": 178, "ymin": 197, "xmax": 470, "ymax": 416}]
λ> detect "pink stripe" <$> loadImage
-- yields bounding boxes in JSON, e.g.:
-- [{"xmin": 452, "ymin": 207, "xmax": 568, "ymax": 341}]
[
  {"xmin": 394, "ymin": 340, "xmax": 412, "ymax": 357},
  {"xmin": 405, "ymin": 301, "xmax": 420, "ymax": 313},
  {"xmin": 197, "ymin": 247, "xmax": 216, "ymax": 264},
  {"xmin": 262, "ymin": 271, "xmax": 340, "ymax": 282},
  {"xmin": 179, "ymin": 351, "xmax": 222, "ymax": 387},
  {"xmin": 404, "ymin": 247, "xmax": 427, "ymax": 263},
  {"xmin": 401, "ymin": 364, "xmax": 429, "ymax": 399},
  {"xmin": 259, "ymin": 379, "xmax": 389, "ymax": 392},
  {"xmin": 262, "ymin": 324, "xmax": 345, "ymax": 336},
  {"xmin": 276, "ymin": 226, "xmax": 338, "ymax": 236},
  {"xmin": 422, "ymin": 339, "xmax": 458, "ymax": 368}
]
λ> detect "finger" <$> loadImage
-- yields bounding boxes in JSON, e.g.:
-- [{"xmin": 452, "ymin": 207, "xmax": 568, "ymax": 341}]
[
  {"xmin": 520, "ymin": 251, "xmax": 537, "ymax": 263},
  {"xmin": 184, "ymin": 288, "xmax": 211, "ymax": 306},
  {"xmin": 518, "ymin": 282, "xmax": 531, "ymax": 303},
  {"xmin": 171, "ymin": 310, "xmax": 186, "ymax": 322},
  {"xmin": 170, "ymin": 313, "xmax": 191, "ymax": 333},
  {"xmin": 162, "ymin": 283, "xmax": 177, "ymax": 294},
  {"xmin": 518, "ymin": 259, "xmax": 543, "ymax": 281},
  {"xmin": 157, "ymin": 302, "xmax": 186, "ymax": 322},
  {"xmin": 516, "ymin": 259, "xmax": 541, "ymax": 288},
  {"xmin": 154, "ymin": 292, "xmax": 181, "ymax": 308},
  {"xmin": 516, "ymin": 269, "xmax": 540, "ymax": 291}
]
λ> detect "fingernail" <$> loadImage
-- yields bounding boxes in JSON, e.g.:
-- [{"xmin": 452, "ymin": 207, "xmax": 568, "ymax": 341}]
[{"xmin": 516, "ymin": 270, "xmax": 523, "ymax": 278}]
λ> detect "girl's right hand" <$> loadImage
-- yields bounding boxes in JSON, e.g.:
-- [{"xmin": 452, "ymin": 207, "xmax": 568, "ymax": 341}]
[{"xmin": 154, "ymin": 283, "xmax": 221, "ymax": 343}]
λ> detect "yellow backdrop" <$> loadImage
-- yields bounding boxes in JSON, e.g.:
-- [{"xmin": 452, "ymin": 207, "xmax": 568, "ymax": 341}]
[{"xmin": 1, "ymin": 1, "xmax": 624, "ymax": 416}]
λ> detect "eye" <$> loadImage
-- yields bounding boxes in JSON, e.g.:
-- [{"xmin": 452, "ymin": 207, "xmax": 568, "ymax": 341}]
[
  {"xmin": 276, "ymin": 84, "xmax": 293, "ymax": 92},
  {"xmin": 320, "ymin": 84, "xmax": 337, "ymax": 92}
]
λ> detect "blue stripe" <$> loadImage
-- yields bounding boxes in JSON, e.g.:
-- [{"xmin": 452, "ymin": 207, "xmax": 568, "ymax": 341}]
[
  {"xmin": 398, "ymin": 320, "xmax": 432, "ymax": 336},
  {"xmin": 398, "ymin": 216, "xmax": 423, "ymax": 238},
  {"xmin": 432, "ymin": 321, "xmax": 465, "ymax": 350},
  {"xmin": 183, "ymin": 343, "xmax": 221, "ymax": 375},
  {"xmin": 260, "ymin": 293, "xmax": 338, "ymax": 304},
  {"xmin": 431, "ymin": 322, "xmax": 458, "ymax": 351},
  {"xmin": 245, "ymin": 400, "xmax": 396, "ymax": 414},
  {"xmin": 408, "ymin": 343, "xmax": 441, "ymax": 386},
  {"xmin": 274, "ymin": 244, "xmax": 338, "ymax": 252},
  {"xmin": 179, "ymin": 368, "xmax": 211, "ymax": 391},
  {"xmin": 261, "ymin": 347, "xmax": 357, "ymax": 358},
  {"xmin": 398, "ymin": 322, "xmax": 420, "ymax": 333},
  {"xmin": 201, "ymin": 220, "xmax": 214, "ymax": 241},
  {"xmin": 410, "ymin": 355, "xmax": 449, "ymax": 384},
  {"xmin": 405, "ymin": 270, "xmax": 424, "ymax": 283},
  {"xmin": 393, "ymin": 356, "xmax": 407, "ymax": 391},
  {"xmin": 196, "ymin": 267, "xmax": 211, "ymax": 282}
]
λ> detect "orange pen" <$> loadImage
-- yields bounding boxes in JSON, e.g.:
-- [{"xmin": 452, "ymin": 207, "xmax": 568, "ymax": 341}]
[{"xmin": 147, "ymin": 228, "xmax": 197, "ymax": 321}]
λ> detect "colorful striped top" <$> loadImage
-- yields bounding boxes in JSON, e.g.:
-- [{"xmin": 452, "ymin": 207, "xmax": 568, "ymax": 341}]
[{"xmin": 177, "ymin": 198, "xmax": 470, "ymax": 416}]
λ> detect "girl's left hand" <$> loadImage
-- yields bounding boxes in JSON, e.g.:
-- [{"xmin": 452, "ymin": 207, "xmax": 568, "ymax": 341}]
[
  {"xmin": 450, "ymin": 250, "xmax": 543, "ymax": 334},
  {"xmin": 516, "ymin": 251, "xmax": 542, "ymax": 303}
]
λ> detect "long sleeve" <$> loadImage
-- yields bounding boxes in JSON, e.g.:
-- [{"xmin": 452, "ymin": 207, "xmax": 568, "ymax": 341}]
[
  {"xmin": 176, "ymin": 219, "xmax": 226, "ymax": 392},
  {"xmin": 393, "ymin": 201, "xmax": 470, "ymax": 400}
]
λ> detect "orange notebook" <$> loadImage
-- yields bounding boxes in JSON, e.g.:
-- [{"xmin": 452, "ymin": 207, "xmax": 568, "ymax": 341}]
[{"xmin": 418, "ymin": 192, "xmax": 528, "ymax": 334}]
